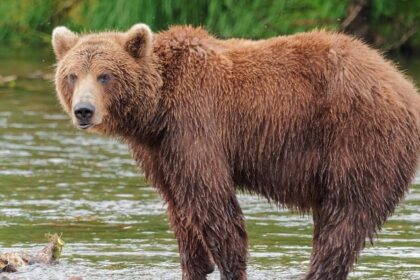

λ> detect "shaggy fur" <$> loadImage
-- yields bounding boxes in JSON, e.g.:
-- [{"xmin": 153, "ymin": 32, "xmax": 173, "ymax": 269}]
[{"xmin": 52, "ymin": 24, "xmax": 420, "ymax": 280}]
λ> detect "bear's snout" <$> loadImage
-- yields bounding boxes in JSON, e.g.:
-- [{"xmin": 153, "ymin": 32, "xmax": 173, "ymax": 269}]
[{"xmin": 73, "ymin": 102, "xmax": 95, "ymax": 129}]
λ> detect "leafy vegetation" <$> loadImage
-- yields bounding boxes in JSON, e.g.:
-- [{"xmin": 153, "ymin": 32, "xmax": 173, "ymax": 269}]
[{"xmin": 0, "ymin": 0, "xmax": 418, "ymax": 53}]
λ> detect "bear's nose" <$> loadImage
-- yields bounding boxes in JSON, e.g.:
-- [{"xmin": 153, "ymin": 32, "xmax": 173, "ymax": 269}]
[{"xmin": 74, "ymin": 102, "xmax": 95, "ymax": 121}]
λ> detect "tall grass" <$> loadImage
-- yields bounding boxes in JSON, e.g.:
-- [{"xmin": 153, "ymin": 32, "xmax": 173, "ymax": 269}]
[
  {"xmin": 0, "ymin": 0, "xmax": 418, "ymax": 51},
  {"xmin": 0, "ymin": 0, "xmax": 345, "ymax": 42}
]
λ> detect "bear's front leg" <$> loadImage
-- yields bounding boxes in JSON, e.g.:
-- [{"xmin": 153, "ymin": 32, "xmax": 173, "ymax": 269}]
[
  {"xmin": 199, "ymin": 194, "xmax": 248, "ymax": 280},
  {"xmin": 170, "ymin": 192, "xmax": 248, "ymax": 280},
  {"xmin": 167, "ymin": 200, "xmax": 215, "ymax": 279},
  {"xmin": 162, "ymin": 137, "xmax": 248, "ymax": 280}
]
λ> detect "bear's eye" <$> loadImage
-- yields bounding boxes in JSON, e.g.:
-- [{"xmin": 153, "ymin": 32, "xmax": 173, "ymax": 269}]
[
  {"xmin": 97, "ymin": 73, "xmax": 112, "ymax": 85},
  {"xmin": 67, "ymin": 74, "xmax": 77, "ymax": 85}
]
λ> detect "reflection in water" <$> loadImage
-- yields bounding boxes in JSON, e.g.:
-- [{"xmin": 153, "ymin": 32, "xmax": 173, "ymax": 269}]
[{"xmin": 0, "ymin": 49, "xmax": 419, "ymax": 279}]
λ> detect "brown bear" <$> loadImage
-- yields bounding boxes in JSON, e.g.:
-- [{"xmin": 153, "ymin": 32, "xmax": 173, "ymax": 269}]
[{"xmin": 51, "ymin": 24, "xmax": 420, "ymax": 280}]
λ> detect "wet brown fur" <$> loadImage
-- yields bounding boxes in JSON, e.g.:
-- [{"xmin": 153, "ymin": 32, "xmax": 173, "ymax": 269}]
[{"xmin": 53, "ymin": 25, "xmax": 420, "ymax": 280}]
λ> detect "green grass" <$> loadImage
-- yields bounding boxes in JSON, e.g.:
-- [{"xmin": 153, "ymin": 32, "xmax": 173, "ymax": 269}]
[{"xmin": 0, "ymin": 0, "xmax": 418, "ymax": 52}]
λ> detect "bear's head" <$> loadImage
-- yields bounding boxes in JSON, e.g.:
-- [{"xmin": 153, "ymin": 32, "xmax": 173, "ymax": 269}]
[{"xmin": 52, "ymin": 24, "xmax": 162, "ymax": 137}]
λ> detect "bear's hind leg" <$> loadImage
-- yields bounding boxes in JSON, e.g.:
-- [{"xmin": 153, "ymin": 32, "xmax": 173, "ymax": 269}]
[{"xmin": 305, "ymin": 203, "xmax": 375, "ymax": 280}]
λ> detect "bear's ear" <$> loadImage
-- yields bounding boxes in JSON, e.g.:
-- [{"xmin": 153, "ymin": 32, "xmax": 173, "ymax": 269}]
[
  {"xmin": 124, "ymin": 23, "xmax": 153, "ymax": 59},
  {"xmin": 52, "ymin": 26, "xmax": 78, "ymax": 60}
]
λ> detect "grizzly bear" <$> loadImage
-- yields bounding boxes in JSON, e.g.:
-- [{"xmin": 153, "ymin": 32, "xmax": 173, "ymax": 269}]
[{"xmin": 51, "ymin": 24, "xmax": 420, "ymax": 280}]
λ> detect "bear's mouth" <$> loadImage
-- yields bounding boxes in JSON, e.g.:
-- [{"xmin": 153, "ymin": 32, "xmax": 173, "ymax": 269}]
[{"xmin": 78, "ymin": 123, "xmax": 93, "ymax": 130}]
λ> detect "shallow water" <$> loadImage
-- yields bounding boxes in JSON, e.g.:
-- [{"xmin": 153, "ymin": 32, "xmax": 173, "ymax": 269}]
[{"xmin": 0, "ymin": 48, "xmax": 419, "ymax": 280}]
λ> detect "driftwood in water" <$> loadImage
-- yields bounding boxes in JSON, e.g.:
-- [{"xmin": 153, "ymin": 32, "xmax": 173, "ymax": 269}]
[{"xmin": 0, "ymin": 233, "xmax": 64, "ymax": 273}]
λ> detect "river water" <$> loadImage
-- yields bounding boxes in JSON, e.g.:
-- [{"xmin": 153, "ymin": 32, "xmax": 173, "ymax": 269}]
[{"xmin": 0, "ymin": 48, "xmax": 419, "ymax": 280}]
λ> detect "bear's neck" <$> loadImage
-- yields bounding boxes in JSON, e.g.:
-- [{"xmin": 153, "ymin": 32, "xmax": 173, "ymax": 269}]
[{"xmin": 123, "ymin": 28, "xmax": 222, "ymax": 147}]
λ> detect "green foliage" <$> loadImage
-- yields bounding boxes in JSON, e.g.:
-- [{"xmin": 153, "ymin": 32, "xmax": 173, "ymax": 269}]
[
  {"xmin": 0, "ymin": 0, "xmax": 346, "ymax": 44},
  {"xmin": 370, "ymin": 0, "xmax": 420, "ymax": 49},
  {"xmin": 0, "ymin": 0, "xmax": 418, "ymax": 50}
]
